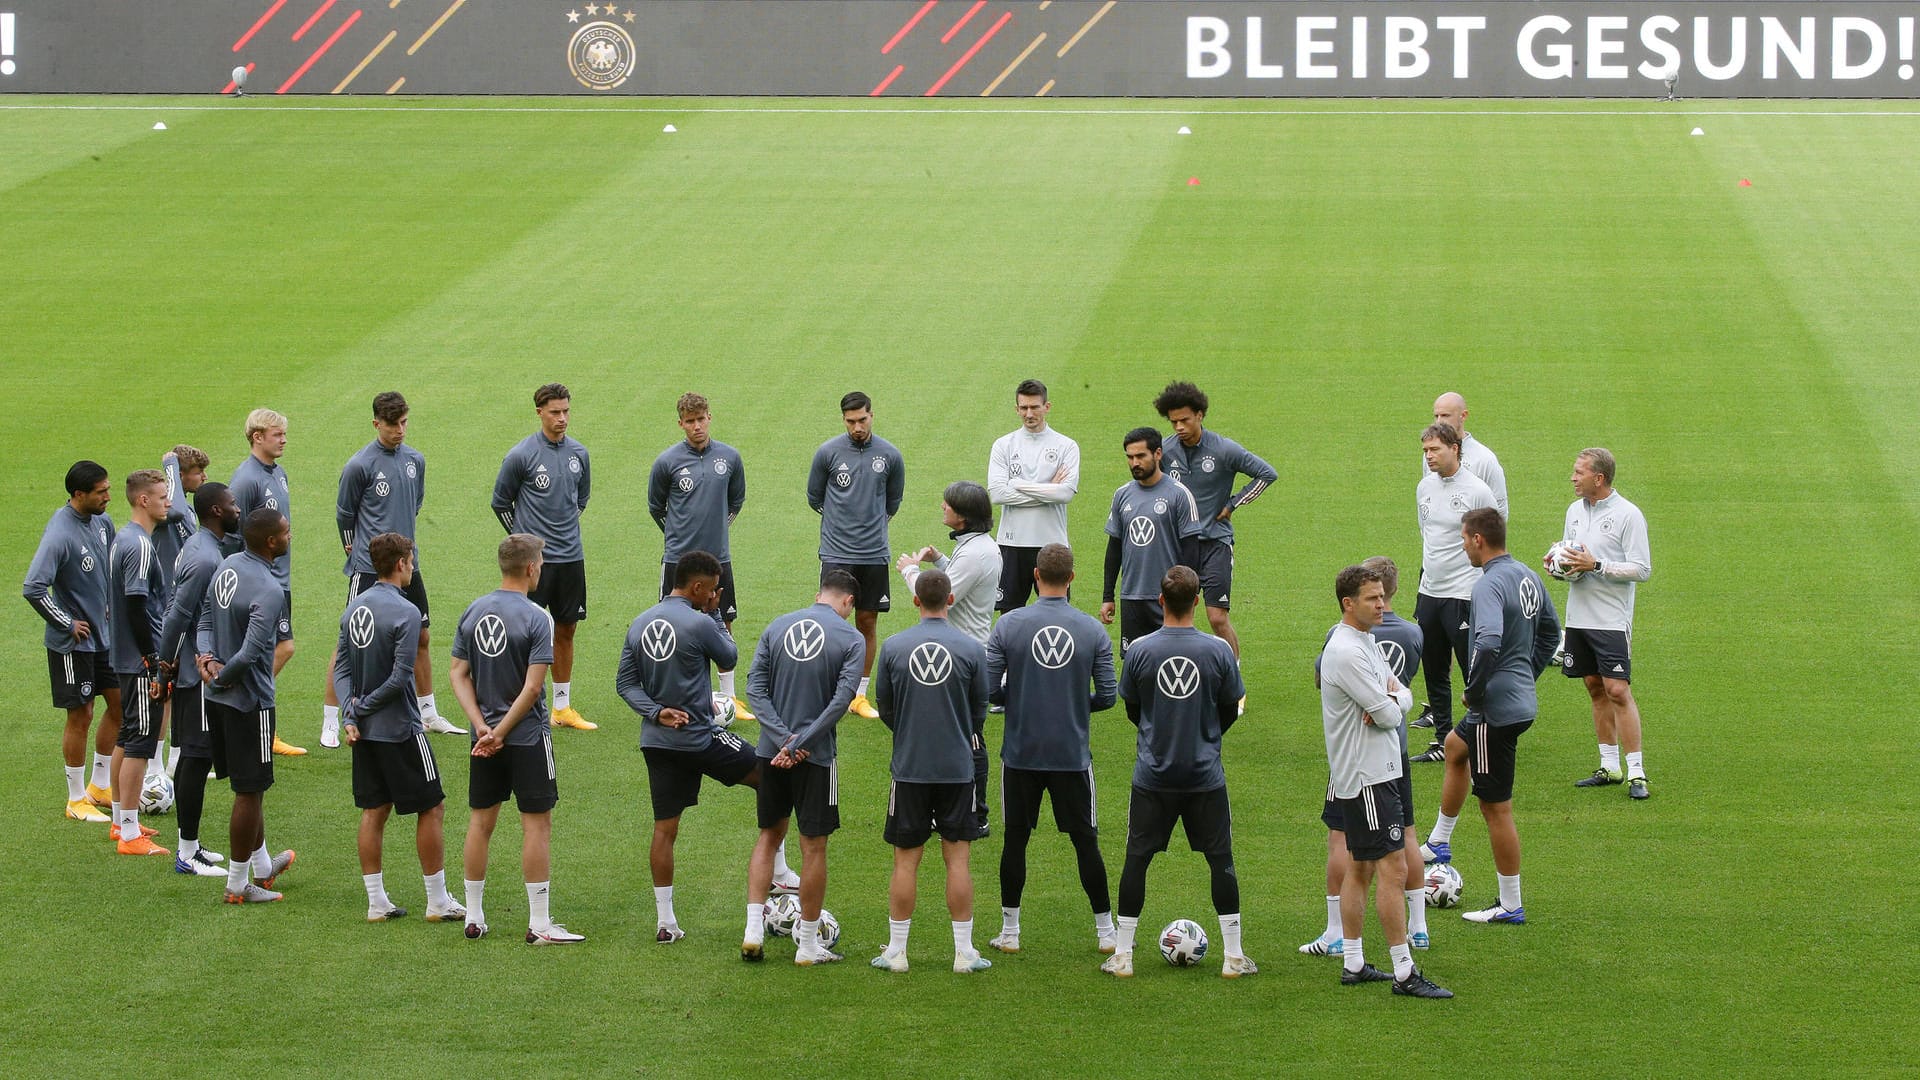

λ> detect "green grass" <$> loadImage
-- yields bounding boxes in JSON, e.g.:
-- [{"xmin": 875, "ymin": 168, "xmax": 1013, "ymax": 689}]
[{"xmin": 1, "ymin": 95, "xmax": 1916, "ymax": 1076}]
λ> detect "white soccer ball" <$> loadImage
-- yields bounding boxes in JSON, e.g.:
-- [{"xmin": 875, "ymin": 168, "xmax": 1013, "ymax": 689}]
[
  {"xmin": 140, "ymin": 773, "xmax": 175, "ymax": 814},
  {"xmin": 712, "ymin": 692, "xmax": 737, "ymax": 729},
  {"xmin": 1425, "ymin": 863, "xmax": 1464, "ymax": 909},
  {"xmin": 764, "ymin": 894, "xmax": 801, "ymax": 937},
  {"xmin": 817, "ymin": 909, "xmax": 841, "ymax": 950},
  {"xmin": 1158, "ymin": 918, "xmax": 1209, "ymax": 967},
  {"xmin": 1543, "ymin": 541, "xmax": 1589, "ymax": 582}
]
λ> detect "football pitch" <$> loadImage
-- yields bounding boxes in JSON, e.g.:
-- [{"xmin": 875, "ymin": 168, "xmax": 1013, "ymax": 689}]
[{"xmin": 1, "ymin": 94, "xmax": 1916, "ymax": 1076}]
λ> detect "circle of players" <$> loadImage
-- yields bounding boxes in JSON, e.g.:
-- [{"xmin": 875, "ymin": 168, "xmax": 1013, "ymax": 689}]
[{"xmin": 26, "ymin": 382, "xmax": 1650, "ymax": 994}]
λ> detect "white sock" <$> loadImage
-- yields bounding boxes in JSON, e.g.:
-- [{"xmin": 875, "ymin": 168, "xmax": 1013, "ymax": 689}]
[
  {"xmin": 180, "ymin": 836, "xmax": 201, "ymax": 860},
  {"xmin": 165, "ymin": 745, "xmax": 182, "ymax": 776},
  {"xmin": 773, "ymin": 839, "xmax": 792, "ymax": 878},
  {"xmin": 554, "ymin": 682, "xmax": 572, "ymax": 711},
  {"xmin": 1498, "ymin": 873, "xmax": 1522, "ymax": 911},
  {"xmin": 1406, "ymin": 889, "xmax": 1428, "ymax": 935},
  {"xmin": 364, "ymin": 872, "xmax": 390, "ymax": 909},
  {"xmin": 147, "ymin": 743, "xmax": 167, "ymax": 779},
  {"xmin": 124, "ymin": 807, "xmax": 141, "ymax": 841},
  {"xmin": 527, "ymin": 880, "xmax": 551, "ymax": 931},
  {"xmin": 91, "ymin": 753, "xmax": 111, "ymax": 790},
  {"xmin": 1343, "ymin": 938, "xmax": 1364, "ymax": 973},
  {"xmin": 424, "ymin": 870, "xmax": 452, "ymax": 908},
  {"xmin": 796, "ymin": 917, "xmax": 819, "ymax": 952},
  {"xmin": 464, "ymin": 879, "xmax": 486, "ymax": 926},
  {"xmin": 111, "ymin": 806, "xmax": 127, "ymax": 841},
  {"xmin": 1324, "ymin": 895, "xmax": 1342, "ymax": 940},
  {"xmin": 226, "ymin": 859, "xmax": 250, "ymax": 892},
  {"xmin": 251, "ymin": 845, "xmax": 271, "ymax": 878},
  {"xmin": 1218, "ymin": 912, "xmax": 1242, "ymax": 958},
  {"xmin": 1599, "ymin": 743, "xmax": 1621, "ymax": 772},
  {"xmin": 952, "ymin": 919, "xmax": 973, "ymax": 955},
  {"xmin": 64, "ymin": 765, "xmax": 86, "ymax": 802},
  {"xmin": 1625, "ymin": 751, "xmax": 1645, "ymax": 780},
  {"xmin": 324, "ymin": 704, "xmax": 340, "ymax": 725},
  {"xmin": 858, "ymin": 676, "xmax": 870, "ymax": 697},
  {"xmin": 1115, "ymin": 915, "xmax": 1138, "ymax": 955},
  {"xmin": 1389, "ymin": 942, "xmax": 1414, "ymax": 981},
  {"xmin": 717, "ymin": 670, "xmax": 736, "ymax": 699},
  {"xmin": 887, "ymin": 917, "xmax": 910, "ymax": 955},
  {"xmin": 1094, "ymin": 911, "xmax": 1114, "ymax": 936},
  {"xmin": 1431, "ymin": 812, "xmax": 1458, "ymax": 844},
  {"xmin": 1001, "ymin": 906, "xmax": 1020, "ymax": 934},
  {"xmin": 419, "ymin": 693, "xmax": 438, "ymax": 718},
  {"xmin": 746, "ymin": 903, "xmax": 766, "ymax": 945},
  {"xmin": 654, "ymin": 885, "xmax": 677, "ymax": 927}
]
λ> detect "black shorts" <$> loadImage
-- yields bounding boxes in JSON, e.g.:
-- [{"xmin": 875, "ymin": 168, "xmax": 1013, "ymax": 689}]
[
  {"xmin": 115, "ymin": 673, "xmax": 163, "ymax": 757},
  {"xmin": 205, "ymin": 699, "xmax": 276, "ymax": 794},
  {"xmin": 1562, "ymin": 627, "xmax": 1632, "ymax": 682},
  {"xmin": 821, "ymin": 562, "xmax": 890, "ymax": 614},
  {"xmin": 1320, "ymin": 793, "xmax": 1344, "ymax": 832},
  {"xmin": 1458, "ymin": 718, "xmax": 1531, "ymax": 803},
  {"xmin": 1337, "ymin": 781, "xmax": 1407, "ymax": 862},
  {"xmin": 643, "ymin": 730, "xmax": 758, "ymax": 821},
  {"xmin": 278, "ymin": 590, "xmax": 294, "ymax": 642},
  {"xmin": 351, "ymin": 569, "xmax": 430, "ymax": 628},
  {"xmin": 1002, "ymin": 765, "xmax": 1098, "ymax": 837},
  {"xmin": 352, "ymin": 733, "xmax": 446, "ymax": 815},
  {"xmin": 996, "ymin": 546, "xmax": 1042, "ymax": 612},
  {"xmin": 47, "ymin": 648, "xmax": 109, "ymax": 709},
  {"xmin": 530, "ymin": 560, "xmax": 587, "ymax": 624},
  {"xmin": 663, "ymin": 560, "xmax": 738, "ymax": 624},
  {"xmin": 172, "ymin": 681, "xmax": 213, "ymax": 756},
  {"xmin": 1194, "ymin": 538, "xmax": 1235, "ymax": 610},
  {"xmin": 1119, "ymin": 598, "xmax": 1163, "ymax": 655},
  {"xmin": 1126, "ymin": 785, "xmax": 1233, "ymax": 857},
  {"xmin": 884, "ymin": 779, "xmax": 976, "ymax": 849},
  {"xmin": 757, "ymin": 758, "xmax": 840, "ymax": 837},
  {"xmin": 468, "ymin": 733, "xmax": 558, "ymax": 814}
]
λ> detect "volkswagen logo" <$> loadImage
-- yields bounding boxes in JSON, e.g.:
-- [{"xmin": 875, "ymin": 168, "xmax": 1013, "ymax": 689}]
[
  {"xmin": 1031, "ymin": 625, "xmax": 1075, "ymax": 670},
  {"xmin": 784, "ymin": 619, "xmax": 825, "ymax": 663},
  {"xmin": 348, "ymin": 604, "xmax": 377, "ymax": 650},
  {"xmin": 1127, "ymin": 517, "xmax": 1156, "ymax": 547},
  {"xmin": 475, "ymin": 614, "xmax": 509, "ymax": 658},
  {"xmin": 212, "ymin": 568, "xmax": 239, "ymax": 609},
  {"xmin": 641, "ymin": 618, "xmax": 677, "ymax": 662},
  {"xmin": 909, "ymin": 642, "xmax": 953, "ymax": 686},
  {"xmin": 1377, "ymin": 640, "xmax": 1407, "ymax": 679},
  {"xmin": 1156, "ymin": 655, "xmax": 1200, "ymax": 699}
]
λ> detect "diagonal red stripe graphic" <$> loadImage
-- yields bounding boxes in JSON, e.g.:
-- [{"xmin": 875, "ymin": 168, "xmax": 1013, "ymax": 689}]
[
  {"xmin": 292, "ymin": 0, "xmax": 337, "ymax": 42},
  {"xmin": 277, "ymin": 7, "xmax": 361, "ymax": 93},
  {"xmin": 941, "ymin": 0, "xmax": 985, "ymax": 44},
  {"xmin": 882, "ymin": 0, "xmax": 937, "ymax": 55},
  {"xmin": 870, "ymin": 63, "xmax": 905, "ymax": 95},
  {"xmin": 924, "ymin": 9, "xmax": 1011, "ymax": 96},
  {"xmin": 233, "ymin": 0, "xmax": 290, "ymax": 52}
]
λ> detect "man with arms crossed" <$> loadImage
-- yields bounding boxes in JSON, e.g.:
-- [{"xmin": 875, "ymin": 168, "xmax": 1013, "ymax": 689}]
[
  {"xmin": 334, "ymin": 533, "xmax": 463, "ymax": 924},
  {"xmin": 617, "ymin": 551, "xmax": 754, "ymax": 943},
  {"xmin": 1561, "ymin": 448, "xmax": 1654, "ymax": 800},
  {"xmin": 742, "ymin": 571, "xmax": 865, "ymax": 965},
  {"xmin": 228, "ymin": 408, "xmax": 304, "ymax": 755},
  {"xmin": 649, "ymin": 392, "xmax": 752, "ymax": 718},
  {"xmin": 494, "ymin": 383, "xmax": 596, "ymax": 731},
  {"xmin": 1100, "ymin": 428, "xmax": 1202, "ymax": 656},
  {"xmin": 1104, "ymin": 566, "xmax": 1254, "ymax": 980},
  {"xmin": 984, "ymin": 543, "xmax": 1118, "ymax": 956},
  {"xmin": 1319, "ymin": 564, "xmax": 1451, "ymax": 998},
  {"xmin": 25, "ymin": 460, "xmax": 120, "ymax": 822},
  {"xmin": 988, "ymin": 379, "xmax": 1078, "ymax": 611},
  {"xmin": 196, "ymin": 509, "xmax": 298, "ymax": 904},
  {"xmin": 107, "ymin": 470, "xmax": 175, "ymax": 856},
  {"xmin": 806, "ymin": 391, "xmax": 904, "ymax": 720},
  {"xmin": 451, "ymin": 534, "xmax": 584, "ymax": 944},
  {"xmin": 157, "ymin": 483, "xmax": 241, "ymax": 876},
  {"xmin": 1426, "ymin": 509, "xmax": 1560, "ymax": 926},
  {"xmin": 329, "ymin": 391, "xmax": 458, "ymax": 748},
  {"xmin": 1411, "ymin": 422, "xmax": 1497, "ymax": 763},
  {"xmin": 870, "ymin": 570, "xmax": 993, "ymax": 974},
  {"xmin": 1153, "ymin": 382, "xmax": 1276, "ymax": 713}
]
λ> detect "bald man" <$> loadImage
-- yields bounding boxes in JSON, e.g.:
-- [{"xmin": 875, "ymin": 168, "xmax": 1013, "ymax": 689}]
[{"xmin": 1420, "ymin": 394, "xmax": 1507, "ymax": 518}]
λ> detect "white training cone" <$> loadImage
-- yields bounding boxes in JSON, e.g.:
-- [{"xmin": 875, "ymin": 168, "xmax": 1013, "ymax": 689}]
[
  {"xmin": 662, "ymin": 123, "xmax": 677, "ymax": 133},
  {"xmin": 1177, "ymin": 125, "xmax": 1191, "ymax": 135},
  {"xmin": 153, "ymin": 122, "xmax": 167, "ymax": 130},
  {"xmin": 1690, "ymin": 127, "xmax": 1703, "ymax": 136}
]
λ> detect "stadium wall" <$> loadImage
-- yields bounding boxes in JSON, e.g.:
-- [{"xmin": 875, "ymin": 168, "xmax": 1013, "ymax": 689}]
[{"xmin": 1, "ymin": 1, "xmax": 1917, "ymax": 98}]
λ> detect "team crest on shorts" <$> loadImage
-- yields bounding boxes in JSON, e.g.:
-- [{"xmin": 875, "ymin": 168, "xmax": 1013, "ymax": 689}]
[
  {"xmin": 80, "ymin": 681, "xmax": 93, "ymax": 697},
  {"xmin": 1388, "ymin": 824, "xmax": 1403, "ymax": 842},
  {"xmin": 567, "ymin": 19, "xmax": 637, "ymax": 91}
]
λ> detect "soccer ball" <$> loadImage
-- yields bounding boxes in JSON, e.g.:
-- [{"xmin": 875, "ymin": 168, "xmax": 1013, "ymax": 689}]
[
  {"xmin": 817, "ymin": 909, "xmax": 841, "ymax": 950},
  {"xmin": 1425, "ymin": 863, "xmax": 1464, "ymax": 909},
  {"xmin": 764, "ymin": 894, "xmax": 801, "ymax": 937},
  {"xmin": 1158, "ymin": 919, "xmax": 1209, "ymax": 967},
  {"xmin": 1543, "ymin": 541, "xmax": 1589, "ymax": 582},
  {"xmin": 139, "ymin": 773, "xmax": 175, "ymax": 814},
  {"xmin": 712, "ymin": 692, "xmax": 737, "ymax": 729}
]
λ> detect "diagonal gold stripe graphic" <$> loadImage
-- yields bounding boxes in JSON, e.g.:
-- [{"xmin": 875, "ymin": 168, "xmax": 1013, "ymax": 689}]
[
  {"xmin": 333, "ymin": 29, "xmax": 397, "ymax": 94},
  {"xmin": 982, "ymin": 32, "xmax": 1046, "ymax": 97},
  {"xmin": 386, "ymin": 76, "xmax": 406, "ymax": 93},
  {"xmin": 1036, "ymin": 78, "xmax": 1054, "ymax": 96},
  {"xmin": 1056, "ymin": 0, "xmax": 1114, "ymax": 58},
  {"xmin": 408, "ymin": 0, "xmax": 465, "ymax": 55}
]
